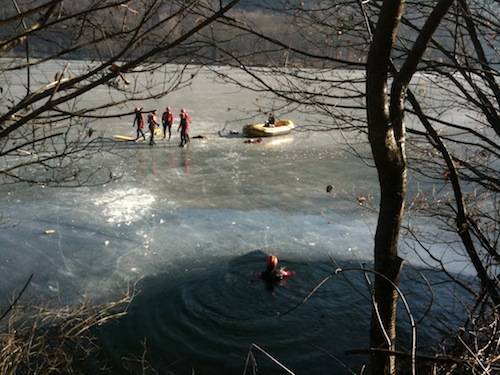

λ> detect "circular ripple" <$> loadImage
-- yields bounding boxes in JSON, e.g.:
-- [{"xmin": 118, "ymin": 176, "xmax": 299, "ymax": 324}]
[{"xmin": 101, "ymin": 252, "xmax": 372, "ymax": 374}]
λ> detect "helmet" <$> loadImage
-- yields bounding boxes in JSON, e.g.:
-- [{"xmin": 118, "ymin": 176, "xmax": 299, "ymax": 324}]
[
  {"xmin": 167, "ymin": 106, "xmax": 171, "ymax": 111},
  {"xmin": 180, "ymin": 108, "xmax": 185, "ymax": 113},
  {"xmin": 134, "ymin": 107, "xmax": 140, "ymax": 112},
  {"xmin": 266, "ymin": 255, "xmax": 278, "ymax": 269}
]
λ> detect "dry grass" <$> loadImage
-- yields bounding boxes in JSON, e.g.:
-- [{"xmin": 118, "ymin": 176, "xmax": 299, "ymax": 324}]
[
  {"xmin": 433, "ymin": 310, "xmax": 500, "ymax": 375},
  {"xmin": 0, "ymin": 288, "xmax": 133, "ymax": 375}
]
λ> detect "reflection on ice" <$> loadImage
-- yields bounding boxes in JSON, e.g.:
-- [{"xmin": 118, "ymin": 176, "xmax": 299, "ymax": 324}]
[
  {"xmin": 263, "ymin": 135, "xmax": 294, "ymax": 148},
  {"xmin": 92, "ymin": 187, "xmax": 155, "ymax": 224}
]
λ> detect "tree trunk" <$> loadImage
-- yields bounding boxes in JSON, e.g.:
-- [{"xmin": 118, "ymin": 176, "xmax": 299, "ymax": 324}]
[
  {"xmin": 366, "ymin": 0, "xmax": 455, "ymax": 373},
  {"xmin": 366, "ymin": 2, "xmax": 406, "ymax": 374}
]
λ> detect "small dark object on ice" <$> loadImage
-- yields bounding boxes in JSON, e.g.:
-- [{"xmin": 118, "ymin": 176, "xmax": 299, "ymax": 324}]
[
  {"xmin": 192, "ymin": 135, "xmax": 207, "ymax": 139},
  {"xmin": 326, "ymin": 185, "xmax": 333, "ymax": 193},
  {"xmin": 357, "ymin": 196, "xmax": 367, "ymax": 205},
  {"xmin": 244, "ymin": 138, "xmax": 263, "ymax": 144}
]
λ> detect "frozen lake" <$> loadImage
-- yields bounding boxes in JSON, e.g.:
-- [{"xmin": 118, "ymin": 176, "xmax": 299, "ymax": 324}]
[{"xmin": 0, "ymin": 62, "xmax": 470, "ymax": 373}]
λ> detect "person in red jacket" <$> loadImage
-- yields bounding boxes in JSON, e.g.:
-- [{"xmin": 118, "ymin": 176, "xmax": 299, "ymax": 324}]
[
  {"xmin": 132, "ymin": 107, "xmax": 146, "ymax": 141},
  {"xmin": 161, "ymin": 106, "xmax": 174, "ymax": 140},
  {"xmin": 178, "ymin": 108, "xmax": 191, "ymax": 147},
  {"xmin": 260, "ymin": 255, "xmax": 295, "ymax": 282}
]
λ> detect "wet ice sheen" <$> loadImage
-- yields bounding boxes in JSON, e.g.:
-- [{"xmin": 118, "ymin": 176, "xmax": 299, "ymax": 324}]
[{"xmin": 92, "ymin": 187, "xmax": 156, "ymax": 224}]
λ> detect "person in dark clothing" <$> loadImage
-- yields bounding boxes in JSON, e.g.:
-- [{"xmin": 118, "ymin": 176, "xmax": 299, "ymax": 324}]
[
  {"xmin": 265, "ymin": 112, "xmax": 275, "ymax": 127},
  {"xmin": 178, "ymin": 108, "xmax": 191, "ymax": 147},
  {"xmin": 161, "ymin": 106, "xmax": 174, "ymax": 140},
  {"xmin": 147, "ymin": 110, "xmax": 159, "ymax": 145},
  {"xmin": 132, "ymin": 107, "xmax": 146, "ymax": 141}
]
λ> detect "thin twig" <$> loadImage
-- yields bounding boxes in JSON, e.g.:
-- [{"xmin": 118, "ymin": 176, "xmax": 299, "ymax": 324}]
[
  {"xmin": 0, "ymin": 273, "xmax": 33, "ymax": 322},
  {"xmin": 244, "ymin": 344, "xmax": 295, "ymax": 375}
]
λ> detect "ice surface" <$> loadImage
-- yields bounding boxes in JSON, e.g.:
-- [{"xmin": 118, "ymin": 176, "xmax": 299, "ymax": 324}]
[{"xmin": 0, "ymin": 63, "xmax": 472, "ymax": 303}]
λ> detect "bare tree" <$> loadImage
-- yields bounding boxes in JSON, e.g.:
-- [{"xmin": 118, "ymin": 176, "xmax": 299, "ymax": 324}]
[{"xmin": 366, "ymin": 1, "xmax": 455, "ymax": 373}]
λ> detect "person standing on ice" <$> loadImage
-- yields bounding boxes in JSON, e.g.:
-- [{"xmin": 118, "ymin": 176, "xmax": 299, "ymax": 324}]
[
  {"xmin": 161, "ymin": 106, "xmax": 174, "ymax": 140},
  {"xmin": 178, "ymin": 108, "xmax": 191, "ymax": 147},
  {"xmin": 132, "ymin": 107, "xmax": 146, "ymax": 141},
  {"xmin": 147, "ymin": 110, "xmax": 159, "ymax": 145}
]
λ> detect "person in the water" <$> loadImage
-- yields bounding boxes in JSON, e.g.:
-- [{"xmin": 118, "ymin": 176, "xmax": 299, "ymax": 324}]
[{"xmin": 260, "ymin": 255, "xmax": 294, "ymax": 282}]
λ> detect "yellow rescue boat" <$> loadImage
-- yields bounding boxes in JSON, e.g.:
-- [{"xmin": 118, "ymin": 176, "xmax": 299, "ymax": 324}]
[{"xmin": 242, "ymin": 119, "xmax": 295, "ymax": 137}]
